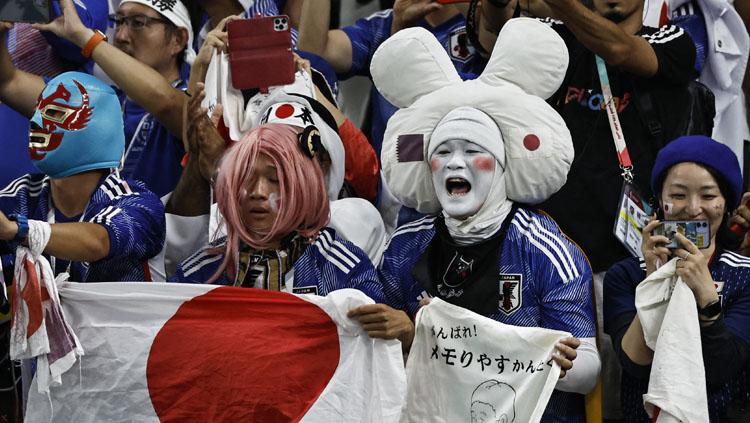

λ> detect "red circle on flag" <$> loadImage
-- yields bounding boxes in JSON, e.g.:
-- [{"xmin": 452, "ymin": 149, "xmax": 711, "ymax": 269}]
[
  {"xmin": 523, "ymin": 134, "xmax": 540, "ymax": 151},
  {"xmin": 275, "ymin": 104, "xmax": 295, "ymax": 119},
  {"xmin": 146, "ymin": 287, "xmax": 340, "ymax": 422}
]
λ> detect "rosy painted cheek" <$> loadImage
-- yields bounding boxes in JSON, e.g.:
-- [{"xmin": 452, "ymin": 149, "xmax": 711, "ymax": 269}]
[
  {"xmin": 473, "ymin": 157, "xmax": 495, "ymax": 172},
  {"xmin": 430, "ymin": 158, "xmax": 440, "ymax": 172}
]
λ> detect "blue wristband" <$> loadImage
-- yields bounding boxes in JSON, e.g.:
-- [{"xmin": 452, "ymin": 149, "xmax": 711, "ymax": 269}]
[{"xmin": 9, "ymin": 214, "xmax": 29, "ymax": 243}]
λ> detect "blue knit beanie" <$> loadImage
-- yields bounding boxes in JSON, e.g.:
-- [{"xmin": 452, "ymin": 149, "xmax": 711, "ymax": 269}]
[{"xmin": 651, "ymin": 135, "xmax": 743, "ymax": 210}]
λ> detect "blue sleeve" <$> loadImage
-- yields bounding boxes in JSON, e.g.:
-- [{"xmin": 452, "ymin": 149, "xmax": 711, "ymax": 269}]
[
  {"xmin": 340, "ymin": 10, "xmax": 394, "ymax": 79},
  {"xmin": 378, "ymin": 243, "xmax": 412, "ymax": 314},
  {"xmin": 41, "ymin": 0, "xmax": 109, "ymax": 65},
  {"xmin": 343, "ymin": 250, "xmax": 386, "ymax": 304},
  {"xmin": 671, "ymin": 5, "xmax": 707, "ymax": 74},
  {"xmin": 1, "ymin": 254, "xmax": 13, "ymax": 286},
  {"xmin": 335, "ymin": 237, "xmax": 385, "ymax": 304},
  {"xmin": 90, "ymin": 182, "xmax": 165, "ymax": 262},
  {"xmin": 537, "ymin": 241, "xmax": 596, "ymax": 338}
]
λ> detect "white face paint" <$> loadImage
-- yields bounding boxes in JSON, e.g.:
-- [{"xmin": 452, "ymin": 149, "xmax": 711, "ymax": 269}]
[{"xmin": 430, "ymin": 139, "xmax": 496, "ymax": 219}]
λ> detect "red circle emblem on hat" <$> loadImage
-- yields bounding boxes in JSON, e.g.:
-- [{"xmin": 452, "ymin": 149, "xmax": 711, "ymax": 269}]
[
  {"xmin": 275, "ymin": 104, "xmax": 295, "ymax": 119},
  {"xmin": 523, "ymin": 134, "xmax": 540, "ymax": 151}
]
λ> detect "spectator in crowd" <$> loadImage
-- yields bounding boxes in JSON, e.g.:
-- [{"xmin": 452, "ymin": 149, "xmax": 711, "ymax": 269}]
[
  {"xmin": 0, "ymin": 71, "xmax": 165, "ymax": 283},
  {"xmin": 482, "ymin": 1, "xmax": 697, "ymax": 417},
  {"xmin": 298, "ymin": 0, "xmax": 485, "ymax": 155},
  {"xmin": 169, "ymin": 123, "xmax": 387, "ymax": 305},
  {"xmin": 375, "ymin": 107, "xmax": 599, "ymax": 422},
  {"xmin": 604, "ymin": 135, "xmax": 750, "ymax": 422},
  {"xmin": 642, "ymin": 0, "xmax": 748, "ymax": 169},
  {"xmin": 483, "ymin": 0, "xmax": 697, "ymax": 276},
  {"xmin": 0, "ymin": 0, "xmax": 193, "ymax": 198},
  {"xmin": 0, "ymin": 1, "xmax": 108, "ymax": 188},
  {"xmin": 164, "ymin": 31, "xmax": 382, "ymax": 273}
]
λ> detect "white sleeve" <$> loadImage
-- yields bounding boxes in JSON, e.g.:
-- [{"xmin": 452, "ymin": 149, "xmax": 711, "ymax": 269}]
[
  {"xmin": 555, "ymin": 336, "xmax": 600, "ymax": 394},
  {"xmin": 163, "ymin": 213, "xmax": 210, "ymax": 277}
]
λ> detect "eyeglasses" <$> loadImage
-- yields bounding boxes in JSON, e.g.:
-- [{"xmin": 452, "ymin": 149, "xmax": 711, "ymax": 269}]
[{"xmin": 108, "ymin": 14, "xmax": 171, "ymax": 31}]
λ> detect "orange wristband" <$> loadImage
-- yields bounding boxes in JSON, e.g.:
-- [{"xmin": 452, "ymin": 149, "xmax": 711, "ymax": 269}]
[{"xmin": 81, "ymin": 30, "xmax": 107, "ymax": 59}]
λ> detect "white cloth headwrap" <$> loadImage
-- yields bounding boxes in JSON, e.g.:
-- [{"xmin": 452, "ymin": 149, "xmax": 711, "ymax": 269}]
[
  {"xmin": 429, "ymin": 107, "xmax": 512, "ymax": 244},
  {"xmin": 121, "ymin": 0, "xmax": 196, "ymax": 65},
  {"xmin": 374, "ymin": 19, "xmax": 573, "ymax": 214}
]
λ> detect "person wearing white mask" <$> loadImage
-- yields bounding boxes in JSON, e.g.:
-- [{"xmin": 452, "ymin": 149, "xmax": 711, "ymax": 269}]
[{"xmin": 363, "ymin": 107, "xmax": 600, "ymax": 422}]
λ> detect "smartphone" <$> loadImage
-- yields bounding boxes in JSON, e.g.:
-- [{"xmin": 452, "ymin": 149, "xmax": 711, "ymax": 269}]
[
  {"xmin": 227, "ymin": 16, "xmax": 295, "ymax": 90},
  {"xmin": 0, "ymin": 0, "xmax": 51, "ymax": 24},
  {"xmin": 654, "ymin": 220, "xmax": 711, "ymax": 249}
]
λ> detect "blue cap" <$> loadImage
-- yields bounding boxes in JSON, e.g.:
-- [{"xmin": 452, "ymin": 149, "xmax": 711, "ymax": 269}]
[{"xmin": 651, "ymin": 135, "xmax": 743, "ymax": 210}]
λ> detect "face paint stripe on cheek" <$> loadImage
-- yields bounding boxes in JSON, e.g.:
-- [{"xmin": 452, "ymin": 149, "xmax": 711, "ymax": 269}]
[
  {"xmin": 473, "ymin": 156, "xmax": 495, "ymax": 172},
  {"xmin": 269, "ymin": 192, "xmax": 280, "ymax": 213}
]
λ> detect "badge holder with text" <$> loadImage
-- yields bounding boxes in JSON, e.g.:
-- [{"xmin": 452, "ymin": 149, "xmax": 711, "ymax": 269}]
[{"xmin": 595, "ymin": 56, "xmax": 652, "ymax": 259}]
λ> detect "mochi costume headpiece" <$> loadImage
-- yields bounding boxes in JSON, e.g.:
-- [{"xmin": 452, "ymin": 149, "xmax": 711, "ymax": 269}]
[{"xmin": 372, "ymin": 18, "xmax": 574, "ymax": 214}]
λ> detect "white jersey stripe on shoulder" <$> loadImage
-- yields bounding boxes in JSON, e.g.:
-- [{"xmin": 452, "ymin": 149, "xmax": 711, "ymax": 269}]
[
  {"xmin": 106, "ymin": 178, "xmax": 125, "ymax": 197},
  {"xmin": 314, "ymin": 242, "xmax": 350, "ymax": 274},
  {"xmin": 514, "ymin": 212, "xmax": 577, "ymax": 281},
  {"xmin": 719, "ymin": 257, "xmax": 750, "ymax": 269},
  {"xmin": 316, "ymin": 231, "xmax": 354, "ymax": 272},
  {"xmin": 333, "ymin": 239, "xmax": 360, "ymax": 264},
  {"xmin": 384, "ymin": 223, "xmax": 436, "ymax": 250},
  {"xmin": 92, "ymin": 206, "xmax": 120, "ymax": 224},
  {"xmin": 0, "ymin": 175, "xmax": 48, "ymax": 197},
  {"xmin": 326, "ymin": 239, "xmax": 356, "ymax": 268},
  {"xmin": 101, "ymin": 183, "xmax": 117, "ymax": 200},
  {"xmin": 517, "ymin": 209, "xmax": 579, "ymax": 279},
  {"xmin": 183, "ymin": 254, "xmax": 223, "ymax": 277},
  {"xmin": 103, "ymin": 208, "xmax": 121, "ymax": 225},
  {"xmin": 0, "ymin": 175, "xmax": 31, "ymax": 195},
  {"xmin": 643, "ymin": 26, "xmax": 683, "ymax": 45},
  {"xmin": 511, "ymin": 220, "xmax": 572, "ymax": 283},
  {"xmin": 721, "ymin": 251, "xmax": 750, "ymax": 264},
  {"xmin": 365, "ymin": 9, "xmax": 392, "ymax": 21},
  {"xmin": 393, "ymin": 216, "xmax": 437, "ymax": 234},
  {"xmin": 182, "ymin": 249, "xmax": 210, "ymax": 270},
  {"xmin": 719, "ymin": 252, "xmax": 750, "ymax": 268}
]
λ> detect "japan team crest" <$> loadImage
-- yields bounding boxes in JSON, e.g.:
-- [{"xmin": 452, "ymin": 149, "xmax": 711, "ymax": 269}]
[
  {"xmin": 449, "ymin": 28, "xmax": 474, "ymax": 63},
  {"xmin": 499, "ymin": 274, "xmax": 522, "ymax": 315}
]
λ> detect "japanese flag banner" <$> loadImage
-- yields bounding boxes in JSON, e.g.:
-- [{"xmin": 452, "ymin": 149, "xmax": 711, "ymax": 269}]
[
  {"xmin": 18, "ymin": 282, "xmax": 406, "ymax": 422},
  {"xmin": 402, "ymin": 299, "xmax": 568, "ymax": 423}
]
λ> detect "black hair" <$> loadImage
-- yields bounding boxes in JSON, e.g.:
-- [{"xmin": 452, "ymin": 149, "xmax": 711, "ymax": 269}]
[
  {"xmin": 654, "ymin": 162, "xmax": 743, "ymax": 251},
  {"xmin": 161, "ymin": 20, "xmax": 186, "ymax": 69}
]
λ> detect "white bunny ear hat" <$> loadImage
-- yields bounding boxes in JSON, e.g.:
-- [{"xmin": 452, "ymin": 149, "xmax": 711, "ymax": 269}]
[{"xmin": 372, "ymin": 17, "xmax": 574, "ymax": 214}]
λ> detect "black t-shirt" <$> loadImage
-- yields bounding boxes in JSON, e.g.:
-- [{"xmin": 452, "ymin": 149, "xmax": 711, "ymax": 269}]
[{"xmin": 539, "ymin": 21, "xmax": 697, "ymax": 272}]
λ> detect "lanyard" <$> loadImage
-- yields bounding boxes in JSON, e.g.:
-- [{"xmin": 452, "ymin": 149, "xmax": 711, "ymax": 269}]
[{"xmin": 595, "ymin": 55, "xmax": 634, "ymax": 183}]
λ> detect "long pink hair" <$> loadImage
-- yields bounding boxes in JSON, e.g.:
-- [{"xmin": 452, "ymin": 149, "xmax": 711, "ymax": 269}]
[{"xmin": 211, "ymin": 123, "xmax": 330, "ymax": 282}]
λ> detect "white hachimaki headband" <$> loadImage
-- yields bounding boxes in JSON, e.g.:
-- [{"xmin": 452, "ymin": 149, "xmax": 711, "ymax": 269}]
[
  {"xmin": 257, "ymin": 94, "xmax": 345, "ymax": 200},
  {"xmin": 372, "ymin": 18, "xmax": 574, "ymax": 214},
  {"xmin": 121, "ymin": 0, "xmax": 196, "ymax": 65}
]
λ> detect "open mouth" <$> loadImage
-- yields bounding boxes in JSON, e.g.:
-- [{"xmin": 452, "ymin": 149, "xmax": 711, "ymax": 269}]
[{"xmin": 446, "ymin": 177, "xmax": 471, "ymax": 196}]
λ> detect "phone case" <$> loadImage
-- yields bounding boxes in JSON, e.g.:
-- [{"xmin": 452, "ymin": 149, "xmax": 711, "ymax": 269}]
[
  {"xmin": 227, "ymin": 16, "xmax": 295, "ymax": 90},
  {"xmin": 655, "ymin": 220, "xmax": 712, "ymax": 249}
]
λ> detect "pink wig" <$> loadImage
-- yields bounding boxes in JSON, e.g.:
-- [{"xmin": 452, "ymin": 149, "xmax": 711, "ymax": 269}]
[{"xmin": 211, "ymin": 123, "xmax": 330, "ymax": 281}]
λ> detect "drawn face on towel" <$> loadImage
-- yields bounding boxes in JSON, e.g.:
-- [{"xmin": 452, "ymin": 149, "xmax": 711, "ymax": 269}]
[{"xmin": 430, "ymin": 139, "xmax": 496, "ymax": 220}]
